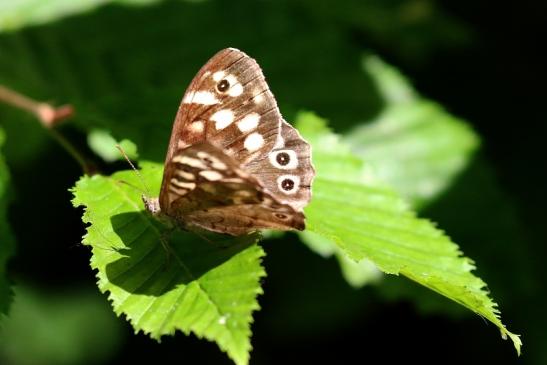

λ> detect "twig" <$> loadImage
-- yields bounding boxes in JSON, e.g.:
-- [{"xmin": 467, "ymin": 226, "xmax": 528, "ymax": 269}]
[
  {"xmin": 0, "ymin": 84, "xmax": 95, "ymax": 174},
  {"xmin": 0, "ymin": 85, "xmax": 73, "ymax": 127}
]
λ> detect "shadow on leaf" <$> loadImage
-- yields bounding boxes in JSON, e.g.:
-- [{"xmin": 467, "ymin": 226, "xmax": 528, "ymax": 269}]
[{"xmin": 105, "ymin": 211, "xmax": 258, "ymax": 296}]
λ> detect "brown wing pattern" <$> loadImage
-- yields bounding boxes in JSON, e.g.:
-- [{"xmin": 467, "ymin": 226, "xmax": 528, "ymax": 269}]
[
  {"xmin": 163, "ymin": 48, "xmax": 283, "ymax": 166},
  {"xmin": 160, "ymin": 142, "xmax": 304, "ymax": 235},
  {"xmin": 154, "ymin": 48, "xmax": 314, "ymax": 235}
]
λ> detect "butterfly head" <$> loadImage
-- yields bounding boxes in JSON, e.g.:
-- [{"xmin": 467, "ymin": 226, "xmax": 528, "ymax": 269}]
[{"xmin": 143, "ymin": 196, "xmax": 161, "ymax": 216}]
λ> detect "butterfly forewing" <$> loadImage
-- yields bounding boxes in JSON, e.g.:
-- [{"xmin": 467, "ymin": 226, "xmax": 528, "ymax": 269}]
[
  {"xmin": 153, "ymin": 47, "xmax": 315, "ymax": 235},
  {"xmin": 164, "ymin": 48, "xmax": 282, "ymax": 167}
]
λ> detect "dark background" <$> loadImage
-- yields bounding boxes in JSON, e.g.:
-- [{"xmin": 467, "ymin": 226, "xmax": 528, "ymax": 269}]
[{"xmin": 0, "ymin": 1, "xmax": 545, "ymax": 364}]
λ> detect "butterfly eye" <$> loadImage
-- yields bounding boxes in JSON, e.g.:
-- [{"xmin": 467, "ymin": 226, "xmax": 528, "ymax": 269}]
[{"xmin": 217, "ymin": 79, "xmax": 230, "ymax": 92}]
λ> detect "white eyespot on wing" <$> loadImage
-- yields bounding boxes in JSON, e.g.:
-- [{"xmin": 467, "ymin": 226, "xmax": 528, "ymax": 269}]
[
  {"xmin": 176, "ymin": 170, "xmax": 195, "ymax": 180},
  {"xmin": 189, "ymin": 120, "xmax": 204, "ymax": 133},
  {"xmin": 244, "ymin": 132, "xmax": 264, "ymax": 152},
  {"xmin": 277, "ymin": 174, "xmax": 300, "ymax": 195},
  {"xmin": 213, "ymin": 70, "xmax": 226, "ymax": 82},
  {"xmin": 237, "ymin": 112, "xmax": 260, "ymax": 132},
  {"xmin": 172, "ymin": 156, "xmax": 207, "ymax": 169},
  {"xmin": 269, "ymin": 149, "xmax": 298, "ymax": 169},
  {"xmin": 210, "ymin": 109, "xmax": 234, "ymax": 130},
  {"xmin": 170, "ymin": 178, "xmax": 196, "ymax": 190},
  {"xmin": 199, "ymin": 170, "xmax": 223, "ymax": 181},
  {"xmin": 185, "ymin": 91, "xmax": 219, "ymax": 105}
]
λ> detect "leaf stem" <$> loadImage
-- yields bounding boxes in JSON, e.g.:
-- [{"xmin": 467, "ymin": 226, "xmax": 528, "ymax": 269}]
[{"xmin": 0, "ymin": 84, "xmax": 95, "ymax": 174}]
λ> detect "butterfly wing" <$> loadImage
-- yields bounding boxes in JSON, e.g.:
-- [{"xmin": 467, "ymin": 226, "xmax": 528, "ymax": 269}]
[
  {"xmin": 163, "ymin": 48, "xmax": 283, "ymax": 170},
  {"xmin": 243, "ymin": 120, "xmax": 314, "ymax": 211},
  {"xmin": 161, "ymin": 142, "xmax": 305, "ymax": 235},
  {"xmin": 156, "ymin": 48, "xmax": 314, "ymax": 234}
]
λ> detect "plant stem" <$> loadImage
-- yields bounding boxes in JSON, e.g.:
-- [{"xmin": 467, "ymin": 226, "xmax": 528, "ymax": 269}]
[
  {"xmin": 0, "ymin": 85, "xmax": 73, "ymax": 127},
  {"xmin": 0, "ymin": 84, "xmax": 95, "ymax": 174}
]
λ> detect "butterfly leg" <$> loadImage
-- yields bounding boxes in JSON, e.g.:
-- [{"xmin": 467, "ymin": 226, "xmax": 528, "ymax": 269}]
[{"xmin": 158, "ymin": 227, "xmax": 176, "ymax": 268}]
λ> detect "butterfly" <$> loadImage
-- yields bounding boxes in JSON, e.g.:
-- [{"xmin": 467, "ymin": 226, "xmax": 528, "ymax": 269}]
[{"xmin": 143, "ymin": 48, "xmax": 315, "ymax": 236}]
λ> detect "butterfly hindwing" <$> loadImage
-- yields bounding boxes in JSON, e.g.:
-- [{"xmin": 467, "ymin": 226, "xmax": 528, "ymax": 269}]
[
  {"xmin": 160, "ymin": 142, "xmax": 305, "ymax": 235},
  {"xmin": 244, "ymin": 120, "xmax": 314, "ymax": 211}
]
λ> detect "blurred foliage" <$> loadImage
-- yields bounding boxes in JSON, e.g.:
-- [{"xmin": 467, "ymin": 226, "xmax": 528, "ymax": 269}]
[
  {"xmin": 0, "ymin": 284, "xmax": 123, "ymax": 365},
  {"xmin": 0, "ymin": 127, "xmax": 15, "ymax": 314},
  {"xmin": 0, "ymin": 0, "xmax": 542, "ymax": 364},
  {"xmin": 348, "ymin": 55, "xmax": 480, "ymax": 208}
]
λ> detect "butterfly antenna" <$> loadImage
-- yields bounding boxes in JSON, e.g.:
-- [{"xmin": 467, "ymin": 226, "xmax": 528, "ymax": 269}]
[{"xmin": 115, "ymin": 144, "xmax": 152, "ymax": 198}]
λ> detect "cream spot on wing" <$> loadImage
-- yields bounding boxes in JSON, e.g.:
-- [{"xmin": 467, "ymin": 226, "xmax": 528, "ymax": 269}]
[
  {"xmin": 177, "ymin": 140, "xmax": 189, "ymax": 149},
  {"xmin": 186, "ymin": 91, "xmax": 219, "ymax": 105},
  {"xmin": 273, "ymin": 131, "xmax": 285, "ymax": 149},
  {"xmin": 237, "ymin": 113, "xmax": 260, "ymax": 132},
  {"xmin": 199, "ymin": 170, "xmax": 223, "ymax": 181},
  {"xmin": 213, "ymin": 71, "xmax": 226, "ymax": 82},
  {"xmin": 222, "ymin": 178, "xmax": 245, "ymax": 183},
  {"xmin": 172, "ymin": 156, "xmax": 207, "ymax": 169},
  {"xmin": 182, "ymin": 91, "xmax": 194, "ymax": 104},
  {"xmin": 244, "ymin": 132, "xmax": 264, "ymax": 152},
  {"xmin": 228, "ymin": 83, "xmax": 243, "ymax": 97},
  {"xmin": 254, "ymin": 93, "xmax": 264, "ymax": 104},
  {"xmin": 171, "ymin": 178, "xmax": 196, "ymax": 190},
  {"xmin": 189, "ymin": 120, "xmax": 204, "ymax": 133},
  {"xmin": 225, "ymin": 74, "xmax": 238, "ymax": 85},
  {"xmin": 210, "ymin": 109, "xmax": 234, "ymax": 130},
  {"xmin": 197, "ymin": 151, "xmax": 228, "ymax": 170},
  {"xmin": 176, "ymin": 170, "xmax": 195, "ymax": 180},
  {"xmin": 169, "ymin": 186, "xmax": 187, "ymax": 196}
]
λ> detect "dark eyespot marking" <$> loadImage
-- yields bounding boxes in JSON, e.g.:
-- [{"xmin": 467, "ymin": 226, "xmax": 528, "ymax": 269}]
[
  {"xmin": 217, "ymin": 79, "xmax": 230, "ymax": 92},
  {"xmin": 276, "ymin": 152, "xmax": 290, "ymax": 166},
  {"xmin": 275, "ymin": 213, "xmax": 288, "ymax": 220},
  {"xmin": 281, "ymin": 178, "xmax": 294, "ymax": 191}
]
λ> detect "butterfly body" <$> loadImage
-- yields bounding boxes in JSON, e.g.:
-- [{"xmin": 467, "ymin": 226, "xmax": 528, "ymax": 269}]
[{"xmin": 146, "ymin": 48, "xmax": 314, "ymax": 235}]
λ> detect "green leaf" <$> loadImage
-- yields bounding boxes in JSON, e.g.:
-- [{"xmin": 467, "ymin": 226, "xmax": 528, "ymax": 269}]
[
  {"xmin": 0, "ymin": 127, "xmax": 15, "ymax": 315},
  {"xmin": 298, "ymin": 111, "xmax": 521, "ymax": 354},
  {"xmin": 71, "ymin": 163, "xmax": 265, "ymax": 365},
  {"xmin": 346, "ymin": 56, "xmax": 480, "ymax": 208},
  {"xmin": 299, "ymin": 231, "xmax": 382, "ymax": 288},
  {"xmin": 87, "ymin": 129, "xmax": 138, "ymax": 162},
  {"xmin": 0, "ymin": 285, "xmax": 123, "ymax": 365}
]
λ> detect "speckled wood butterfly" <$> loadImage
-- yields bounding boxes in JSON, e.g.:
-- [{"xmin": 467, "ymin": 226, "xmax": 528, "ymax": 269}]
[{"xmin": 144, "ymin": 48, "xmax": 315, "ymax": 235}]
